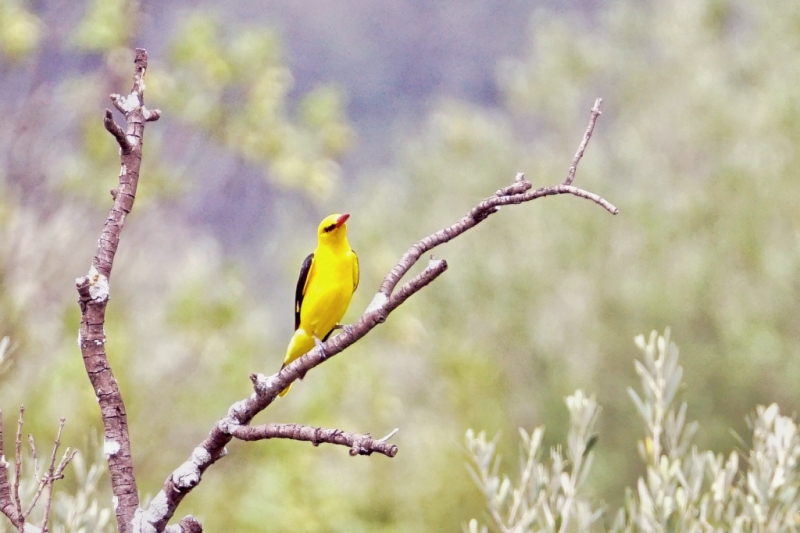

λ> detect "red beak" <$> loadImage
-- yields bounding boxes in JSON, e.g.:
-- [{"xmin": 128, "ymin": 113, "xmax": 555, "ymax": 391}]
[{"xmin": 336, "ymin": 213, "xmax": 350, "ymax": 227}]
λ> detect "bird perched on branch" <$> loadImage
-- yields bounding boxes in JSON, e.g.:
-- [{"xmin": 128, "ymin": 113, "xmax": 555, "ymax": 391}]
[{"xmin": 279, "ymin": 213, "xmax": 359, "ymax": 396}]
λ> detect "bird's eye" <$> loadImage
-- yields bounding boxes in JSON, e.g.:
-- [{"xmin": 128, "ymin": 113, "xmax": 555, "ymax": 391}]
[{"xmin": 323, "ymin": 223, "xmax": 337, "ymax": 233}]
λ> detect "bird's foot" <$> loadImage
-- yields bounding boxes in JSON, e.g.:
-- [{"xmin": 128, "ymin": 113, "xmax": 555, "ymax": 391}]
[
  {"xmin": 313, "ymin": 334, "xmax": 327, "ymax": 358},
  {"xmin": 333, "ymin": 323, "xmax": 355, "ymax": 336}
]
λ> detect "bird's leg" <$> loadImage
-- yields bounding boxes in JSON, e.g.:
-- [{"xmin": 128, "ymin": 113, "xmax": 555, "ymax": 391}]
[
  {"xmin": 332, "ymin": 324, "xmax": 355, "ymax": 336},
  {"xmin": 313, "ymin": 334, "xmax": 327, "ymax": 360}
]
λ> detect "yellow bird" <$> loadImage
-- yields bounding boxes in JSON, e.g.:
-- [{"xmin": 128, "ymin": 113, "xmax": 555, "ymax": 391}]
[{"xmin": 279, "ymin": 213, "xmax": 359, "ymax": 396}]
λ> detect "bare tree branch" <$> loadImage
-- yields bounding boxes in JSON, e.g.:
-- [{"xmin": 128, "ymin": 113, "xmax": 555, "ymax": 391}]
[
  {"xmin": 229, "ymin": 423, "xmax": 399, "ymax": 458},
  {"xmin": 565, "ymin": 97, "xmax": 603, "ymax": 186},
  {"xmin": 13, "ymin": 407, "xmax": 23, "ymax": 520},
  {"xmin": 137, "ymin": 99, "xmax": 615, "ymax": 531},
  {"xmin": 134, "ymin": 257, "xmax": 449, "ymax": 531},
  {"xmin": 104, "ymin": 110, "xmax": 131, "ymax": 154},
  {"xmin": 30, "ymin": 418, "xmax": 76, "ymax": 532},
  {"xmin": 27, "ymin": 436, "xmax": 39, "ymax": 488},
  {"xmin": 23, "ymin": 439, "xmax": 44, "ymax": 519},
  {"xmin": 0, "ymin": 411, "xmax": 24, "ymax": 529},
  {"xmin": 380, "ymin": 100, "xmax": 614, "ymax": 298},
  {"xmin": 0, "ymin": 412, "xmax": 78, "ymax": 532},
  {"xmin": 75, "ymin": 48, "xmax": 160, "ymax": 533}
]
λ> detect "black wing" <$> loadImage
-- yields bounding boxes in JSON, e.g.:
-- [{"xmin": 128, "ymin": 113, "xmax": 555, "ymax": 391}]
[{"xmin": 294, "ymin": 253, "xmax": 314, "ymax": 330}]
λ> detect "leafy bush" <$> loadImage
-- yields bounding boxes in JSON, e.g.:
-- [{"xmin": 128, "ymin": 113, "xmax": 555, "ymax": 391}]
[{"xmin": 465, "ymin": 330, "xmax": 800, "ymax": 532}]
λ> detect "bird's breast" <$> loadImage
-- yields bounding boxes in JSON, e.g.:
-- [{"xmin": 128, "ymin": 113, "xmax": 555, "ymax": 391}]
[{"xmin": 300, "ymin": 249, "xmax": 357, "ymax": 336}]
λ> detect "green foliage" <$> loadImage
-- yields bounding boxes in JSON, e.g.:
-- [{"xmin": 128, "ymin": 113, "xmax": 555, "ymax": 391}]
[
  {"xmin": 160, "ymin": 11, "xmax": 352, "ymax": 199},
  {"xmin": 614, "ymin": 332, "xmax": 800, "ymax": 532},
  {"xmin": 466, "ymin": 391, "xmax": 603, "ymax": 533},
  {"xmin": 72, "ymin": 0, "xmax": 139, "ymax": 51},
  {"xmin": 0, "ymin": 1, "xmax": 42, "ymax": 61},
  {"xmin": 467, "ymin": 331, "xmax": 800, "ymax": 532}
]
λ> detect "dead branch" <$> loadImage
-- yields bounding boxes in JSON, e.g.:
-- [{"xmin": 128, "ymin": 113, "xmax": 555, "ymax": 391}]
[
  {"xmin": 0, "ymin": 411, "xmax": 24, "ymax": 529},
  {"xmin": 13, "ymin": 407, "xmax": 23, "ymax": 520},
  {"xmin": 74, "ymin": 48, "xmax": 160, "ymax": 533},
  {"xmin": 103, "ymin": 110, "xmax": 131, "ymax": 154},
  {"xmin": 136, "ymin": 98, "xmax": 615, "ymax": 531},
  {"xmin": 0, "ymin": 411, "xmax": 78, "ymax": 532},
  {"xmin": 229, "ymin": 423, "xmax": 399, "ymax": 458},
  {"xmin": 565, "ymin": 98, "xmax": 602, "ymax": 185},
  {"xmin": 379, "ymin": 98, "xmax": 613, "ymax": 298},
  {"xmin": 36, "ymin": 418, "xmax": 76, "ymax": 532}
]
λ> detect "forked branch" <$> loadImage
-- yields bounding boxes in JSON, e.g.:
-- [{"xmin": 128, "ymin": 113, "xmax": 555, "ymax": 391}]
[
  {"xmin": 75, "ymin": 48, "xmax": 160, "ymax": 533},
  {"xmin": 139, "ymin": 98, "xmax": 616, "ymax": 531},
  {"xmin": 0, "ymin": 409, "xmax": 78, "ymax": 532}
]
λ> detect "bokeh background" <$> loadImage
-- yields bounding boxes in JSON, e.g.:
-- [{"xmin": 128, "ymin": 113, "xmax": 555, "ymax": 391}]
[{"xmin": 1, "ymin": 0, "xmax": 799, "ymax": 530}]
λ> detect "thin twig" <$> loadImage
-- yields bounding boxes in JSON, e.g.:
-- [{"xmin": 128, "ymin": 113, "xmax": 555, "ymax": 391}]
[
  {"xmin": 22, "ymin": 434, "xmax": 42, "ymax": 519},
  {"xmin": 40, "ymin": 420, "xmax": 71, "ymax": 533},
  {"xmin": 229, "ymin": 423, "xmax": 398, "ymax": 458},
  {"xmin": 377, "ymin": 428, "xmax": 400, "ymax": 443},
  {"xmin": 13, "ymin": 406, "xmax": 23, "ymax": 517},
  {"xmin": 36, "ymin": 448, "xmax": 77, "ymax": 533},
  {"xmin": 23, "ymin": 478, "xmax": 46, "ymax": 520},
  {"xmin": 22, "ymin": 418, "xmax": 71, "ymax": 527},
  {"xmin": 379, "ymin": 99, "xmax": 613, "ymax": 298},
  {"xmin": 28, "ymin": 434, "xmax": 40, "ymax": 483},
  {"xmin": 565, "ymin": 97, "xmax": 602, "ymax": 186}
]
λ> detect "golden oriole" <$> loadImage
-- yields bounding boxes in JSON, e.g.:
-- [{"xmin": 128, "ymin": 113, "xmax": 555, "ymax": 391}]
[{"xmin": 279, "ymin": 213, "xmax": 359, "ymax": 396}]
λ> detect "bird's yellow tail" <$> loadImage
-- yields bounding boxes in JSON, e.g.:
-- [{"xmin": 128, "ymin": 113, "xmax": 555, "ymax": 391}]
[{"xmin": 278, "ymin": 329, "xmax": 316, "ymax": 397}]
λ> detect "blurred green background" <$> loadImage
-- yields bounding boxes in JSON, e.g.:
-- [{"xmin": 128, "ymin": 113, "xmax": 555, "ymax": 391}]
[{"xmin": 1, "ymin": 0, "xmax": 799, "ymax": 530}]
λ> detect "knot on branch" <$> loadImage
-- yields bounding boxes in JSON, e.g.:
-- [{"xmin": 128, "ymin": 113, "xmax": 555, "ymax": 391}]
[
  {"xmin": 471, "ymin": 206, "xmax": 498, "ymax": 223},
  {"xmin": 171, "ymin": 447, "xmax": 212, "ymax": 490},
  {"xmin": 496, "ymin": 173, "xmax": 532, "ymax": 197},
  {"xmin": 249, "ymin": 372, "xmax": 284, "ymax": 401},
  {"xmin": 171, "ymin": 463, "xmax": 200, "ymax": 490},
  {"xmin": 177, "ymin": 515, "xmax": 203, "ymax": 533},
  {"xmin": 312, "ymin": 427, "xmax": 326, "ymax": 447},
  {"xmin": 75, "ymin": 266, "xmax": 110, "ymax": 303},
  {"xmin": 348, "ymin": 431, "xmax": 399, "ymax": 458},
  {"xmin": 144, "ymin": 108, "xmax": 162, "ymax": 122},
  {"xmin": 111, "ymin": 93, "xmax": 142, "ymax": 115},
  {"xmin": 349, "ymin": 434, "xmax": 376, "ymax": 456}
]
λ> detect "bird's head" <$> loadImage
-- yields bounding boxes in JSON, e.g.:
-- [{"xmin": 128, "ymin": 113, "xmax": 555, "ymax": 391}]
[{"xmin": 317, "ymin": 213, "xmax": 350, "ymax": 244}]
